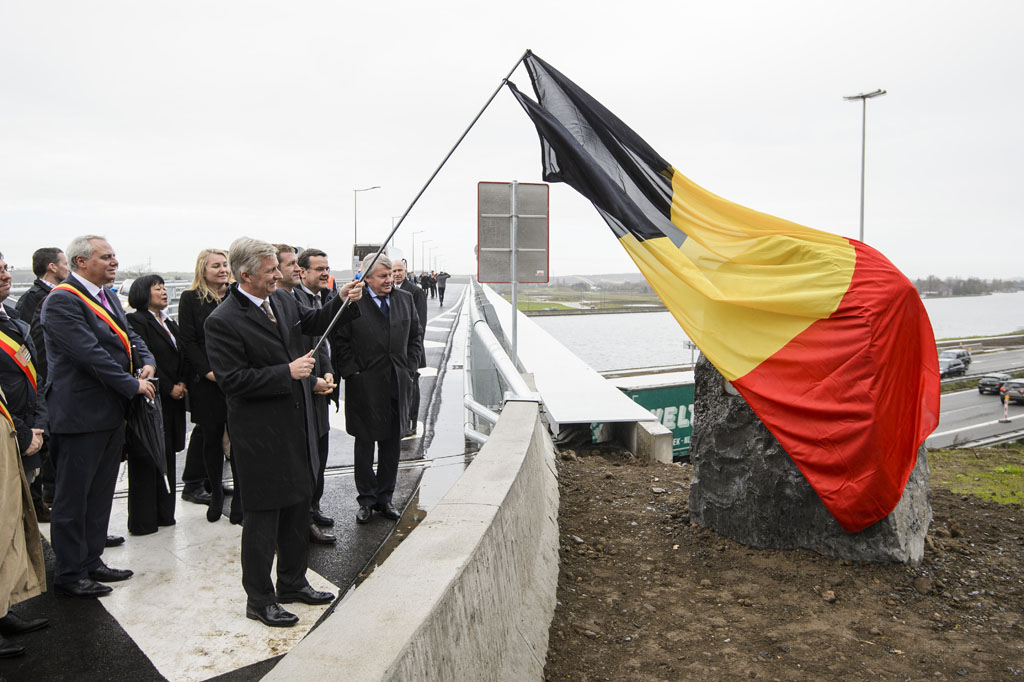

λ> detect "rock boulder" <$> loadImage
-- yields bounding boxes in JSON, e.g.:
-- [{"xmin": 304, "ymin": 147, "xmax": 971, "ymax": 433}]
[{"xmin": 688, "ymin": 356, "xmax": 931, "ymax": 565}]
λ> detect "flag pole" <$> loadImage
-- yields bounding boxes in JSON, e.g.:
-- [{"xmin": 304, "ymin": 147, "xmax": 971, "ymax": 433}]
[{"xmin": 312, "ymin": 49, "xmax": 532, "ymax": 353}]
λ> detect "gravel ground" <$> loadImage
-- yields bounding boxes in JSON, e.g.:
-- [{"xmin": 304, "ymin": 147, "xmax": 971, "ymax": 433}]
[{"xmin": 545, "ymin": 445, "xmax": 1024, "ymax": 681}]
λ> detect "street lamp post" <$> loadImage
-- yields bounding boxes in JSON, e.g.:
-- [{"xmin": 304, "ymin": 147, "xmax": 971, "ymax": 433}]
[
  {"xmin": 410, "ymin": 230, "xmax": 423, "ymax": 273},
  {"xmin": 420, "ymin": 239, "xmax": 433, "ymax": 274},
  {"xmin": 353, "ymin": 185, "xmax": 381, "ymax": 257},
  {"xmin": 843, "ymin": 89, "xmax": 886, "ymax": 242}
]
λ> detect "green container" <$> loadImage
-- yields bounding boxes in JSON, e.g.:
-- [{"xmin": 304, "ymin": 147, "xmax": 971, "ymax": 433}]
[{"xmin": 622, "ymin": 382, "xmax": 695, "ymax": 459}]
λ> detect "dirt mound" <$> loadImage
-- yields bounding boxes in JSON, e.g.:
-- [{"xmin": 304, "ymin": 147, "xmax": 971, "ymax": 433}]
[{"xmin": 545, "ymin": 446, "xmax": 1024, "ymax": 681}]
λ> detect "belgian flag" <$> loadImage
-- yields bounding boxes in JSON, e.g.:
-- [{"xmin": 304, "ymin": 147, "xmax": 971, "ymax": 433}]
[{"xmin": 509, "ymin": 52, "xmax": 940, "ymax": 532}]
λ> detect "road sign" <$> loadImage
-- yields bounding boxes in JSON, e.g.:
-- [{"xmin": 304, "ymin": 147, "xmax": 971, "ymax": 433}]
[{"xmin": 477, "ymin": 181, "xmax": 549, "ymax": 284}]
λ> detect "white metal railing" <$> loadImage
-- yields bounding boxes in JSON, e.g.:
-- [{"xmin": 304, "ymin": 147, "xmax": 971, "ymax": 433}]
[{"xmin": 463, "ymin": 280, "xmax": 540, "ymax": 444}]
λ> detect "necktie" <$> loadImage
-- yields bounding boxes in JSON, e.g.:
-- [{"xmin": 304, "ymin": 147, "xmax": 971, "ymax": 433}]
[
  {"xmin": 97, "ymin": 288, "xmax": 113, "ymax": 312},
  {"xmin": 379, "ymin": 295, "xmax": 389, "ymax": 319},
  {"xmin": 261, "ymin": 300, "xmax": 277, "ymax": 325}
]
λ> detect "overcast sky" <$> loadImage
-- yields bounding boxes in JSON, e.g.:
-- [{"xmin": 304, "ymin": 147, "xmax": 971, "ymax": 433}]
[{"xmin": 1, "ymin": 1, "xmax": 1020, "ymax": 279}]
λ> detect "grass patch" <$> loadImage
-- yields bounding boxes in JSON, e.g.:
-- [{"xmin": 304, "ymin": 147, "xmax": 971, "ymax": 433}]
[{"xmin": 929, "ymin": 443, "xmax": 1024, "ymax": 505}]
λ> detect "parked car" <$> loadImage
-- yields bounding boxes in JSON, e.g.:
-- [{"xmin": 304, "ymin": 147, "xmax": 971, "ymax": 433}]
[
  {"xmin": 978, "ymin": 373, "xmax": 1011, "ymax": 394},
  {"xmin": 938, "ymin": 357, "xmax": 967, "ymax": 378},
  {"xmin": 939, "ymin": 348, "xmax": 971, "ymax": 369},
  {"xmin": 1000, "ymin": 380, "xmax": 1024, "ymax": 404}
]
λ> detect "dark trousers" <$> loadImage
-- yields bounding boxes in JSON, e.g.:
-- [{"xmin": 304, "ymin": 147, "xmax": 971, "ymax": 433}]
[
  {"xmin": 438, "ymin": 286, "xmax": 446, "ymax": 305},
  {"xmin": 50, "ymin": 427, "xmax": 124, "ymax": 584},
  {"xmin": 311, "ymin": 431, "xmax": 329, "ymax": 514},
  {"xmin": 181, "ymin": 428, "xmax": 206, "ymax": 492},
  {"xmin": 353, "ymin": 401, "xmax": 401, "ymax": 508},
  {"xmin": 240, "ymin": 499, "xmax": 310, "ymax": 606},
  {"xmin": 126, "ymin": 428, "xmax": 177, "ymax": 535},
  {"xmin": 200, "ymin": 420, "xmax": 241, "ymax": 519}
]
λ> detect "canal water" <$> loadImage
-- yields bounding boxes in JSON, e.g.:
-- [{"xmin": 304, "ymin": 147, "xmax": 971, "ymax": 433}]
[{"xmin": 536, "ymin": 291, "xmax": 1024, "ymax": 372}]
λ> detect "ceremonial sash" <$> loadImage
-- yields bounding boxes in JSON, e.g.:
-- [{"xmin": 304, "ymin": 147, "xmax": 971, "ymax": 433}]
[
  {"xmin": 0, "ymin": 399, "xmax": 13, "ymax": 431},
  {"xmin": 0, "ymin": 328, "xmax": 37, "ymax": 391},
  {"xmin": 53, "ymin": 283, "xmax": 133, "ymax": 372}
]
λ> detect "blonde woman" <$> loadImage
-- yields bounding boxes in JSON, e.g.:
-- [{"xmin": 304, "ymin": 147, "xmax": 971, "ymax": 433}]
[{"xmin": 177, "ymin": 249, "xmax": 239, "ymax": 523}]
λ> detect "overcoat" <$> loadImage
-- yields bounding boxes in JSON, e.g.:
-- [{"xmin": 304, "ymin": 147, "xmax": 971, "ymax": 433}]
[
  {"xmin": 125, "ymin": 310, "xmax": 187, "ymax": 451},
  {"xmin": 177, "ymin": 289, "xmax": 227, "ymax": 425},
  {"xmin": 398, "ymin": 279, "xmax": 427, "ymax": 369},
  {"xmin": 0, "ymin": 385, "xmax": 46, "ymax": 614},
  {"xmin": 291, "ymin": 287, "xmax": 333, "ymax": 439},
  {"xmin": 334, "ymin": 288, "xmax": 422, "ymax": 442},
  {"xmin": 204, "ymin": 285, "xmax": 358, "ymax": 511}
]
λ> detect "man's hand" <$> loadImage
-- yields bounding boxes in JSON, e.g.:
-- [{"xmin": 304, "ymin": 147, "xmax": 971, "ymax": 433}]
[
  {"xmin": 139, "ymin": 364, "xmax": 156, "ymax": 380},
  {"xmin": 25, "ymin": 428, "xmax": 44, "ymax": 456},
  {"xmin": 205, "ymin": 371, "xmax": 216, "ymax": 382},
  {"xmin": 313, "ymin": 374, "xmax": 337, "ymax": 395},
  {"xmin": 137, "ymin": 378, "xmax": 157, "ymax": 400},
  {"xmin": 340, "ymin": 279, "xmax": 364, "ymax": 302},
  {"xmin": 289, "ymin": 351, "xmax": 316, "ymax": 380},
  {"xmin": 170, "ymin": 382, "xmax": 187, "ymax": 400}
]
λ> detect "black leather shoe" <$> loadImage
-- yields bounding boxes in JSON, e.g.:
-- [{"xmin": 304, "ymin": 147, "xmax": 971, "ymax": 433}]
[
  {"xmin": 311, "ymin": 510, "xmax": 334, "ymax": 527},
  {"xmin": 88, "ymin": 563, "xmax": 133, "ymax": 582},
  {"xmin": 374, "ymin": 502, "xmax": 401, "ymax": 520},
  {"xmin": 246, "ymin": 603, "xmax": 298, "ymax": 628},
  {"xmin": 104, "ymin": 535, "xmax": 125, "ymax": 547},
  {"xmin": 0, "ymin": 612, "xmax": 49, "ymax": 636},
  {"xmin": 54, "ymin": 578, "xmax": 113, "ymax": 598},
  {"xmin": 309, "ymin": 523, "xmax": 336, "ymax": 544},
  {"xmin": 181, "ymin": 489, "xmax": 212, "ymax": 505},
  {"xmin": 0, "ymin": 634, "xmax": 25, "ymax": 658},
  {"xmin": 355, "ymin": 506, "xmax": 372, "ymax": 524},
  {"xmin": 276, "ymin": 585, "xmax": 334, "ymax": 605}
]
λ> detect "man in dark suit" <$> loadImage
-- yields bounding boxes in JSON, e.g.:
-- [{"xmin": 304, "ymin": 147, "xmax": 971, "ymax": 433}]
[
  {"xmin": 274, "ymin": 244, "xmax": 335, "ymax": 545},
  {"xmin": 40, "ymin": 235, "xmax": 157, "ymax": 598},
  {"xmin": 294, "ymin": 247, "xmax": 339, "ymax": 535},
  {"xmin": 335, "ymin": 253, "xmax": 421, "ymax": 525},
  {"xmin": 392, "ymin": 259, "xmax": 426, "ymax": 436},
  {"xmin": 15, "ymin": 247, "xmax": 68, "ymax": 520},
  {"xmin": 205, "ymin": 237, "xmax": 362, "ymax": 628}
]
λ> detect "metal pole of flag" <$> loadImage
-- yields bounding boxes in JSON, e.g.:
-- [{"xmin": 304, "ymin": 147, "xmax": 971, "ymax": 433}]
[{"xmin": 311, "ymin": 49, "xmax": 532, "ymax": 354}]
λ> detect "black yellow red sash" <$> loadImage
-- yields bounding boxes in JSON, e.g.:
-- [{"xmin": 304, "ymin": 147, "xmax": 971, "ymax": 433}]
[
  {"xmin": 53, "ymin": 283, "xmax": 133, "ymax": 372},
  {"xmin": 0, "ymin": 398, "xmax": 13, "ymax": 431},
  {"xmin": 0, "ymin": 328, "xmax": 37, "ymax": 391}
]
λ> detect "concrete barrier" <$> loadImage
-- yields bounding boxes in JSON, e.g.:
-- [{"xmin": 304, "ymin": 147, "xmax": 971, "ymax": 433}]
[{"xmin": 265, "ymin": 399, "xmax": 560, "ymax": 681}]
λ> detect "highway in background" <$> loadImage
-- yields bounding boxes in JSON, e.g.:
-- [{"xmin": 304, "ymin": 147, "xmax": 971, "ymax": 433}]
[{"xmin": 926, "ymin": 348, "xmax": 1024, "ymax": 449}]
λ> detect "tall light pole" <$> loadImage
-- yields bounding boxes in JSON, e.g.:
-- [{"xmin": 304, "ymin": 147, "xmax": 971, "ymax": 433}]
[
  {"xmin": 427, "ymin": 246, "xmax": 437, "ymax": 272},
  {"xmin": 843, "ymin": 89, "xmax": 886, "ymax": 242},
  {"xmin": 420, "ymin": 239, "xmax": 433, "ymax": 274},
  {"xmin": 353, "ymin": 185, "xmax": 381, "ymax": 249},
  {"xmin": 410, "ymin": 230, "xmax": 423, "ymax": 273}
]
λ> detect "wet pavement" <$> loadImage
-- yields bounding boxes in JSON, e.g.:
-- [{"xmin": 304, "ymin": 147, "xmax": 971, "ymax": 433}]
[{"xmin": 1, "ymin": 284, "xmax": 468, "ymax": 682}]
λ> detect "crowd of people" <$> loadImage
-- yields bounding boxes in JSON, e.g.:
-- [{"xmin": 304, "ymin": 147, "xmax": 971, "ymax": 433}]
[
  {"xmin": 416, "ymin": 269, "xmax": 451, "ymax": 306},
  {"xmin": 0, "ymin": 235, "xmax": 431, "ymax": 647}
]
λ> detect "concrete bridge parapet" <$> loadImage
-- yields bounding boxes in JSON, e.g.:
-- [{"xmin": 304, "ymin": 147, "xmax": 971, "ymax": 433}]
[{"xmin": 265, "ymin": 398, "xmax": 559, "ymax": 681}]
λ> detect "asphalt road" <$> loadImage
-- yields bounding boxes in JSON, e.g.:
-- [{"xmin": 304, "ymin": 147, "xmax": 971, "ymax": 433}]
[{"xmin": 927, "ymin": 348, "xmax": 1024, "ymax": 449}]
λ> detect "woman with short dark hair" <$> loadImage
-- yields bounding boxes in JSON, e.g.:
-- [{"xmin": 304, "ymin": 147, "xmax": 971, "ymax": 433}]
[{"xmin": 125, "ymin": 274, "xmax": 188, "ymax": 534}]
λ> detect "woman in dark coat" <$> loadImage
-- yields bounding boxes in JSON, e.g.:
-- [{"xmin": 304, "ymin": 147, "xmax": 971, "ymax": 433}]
[
  {"xmin": 178, "ymin": 249, "xmax": 240, "ymax": 523},
  {"xmin": 125, "ymin": 274, "xmax": 187, "ymax": 534}
]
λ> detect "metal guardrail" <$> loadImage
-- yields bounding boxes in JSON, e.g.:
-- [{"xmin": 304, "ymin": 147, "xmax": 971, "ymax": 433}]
[{"xmin": 463, "ymin": 280, "xmax": 540, "ymax": 445}]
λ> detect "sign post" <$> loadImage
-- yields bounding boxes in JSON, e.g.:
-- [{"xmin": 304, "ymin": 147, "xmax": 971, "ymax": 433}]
[{"xmin": 478, "ymin": 181, "xmax": 549, "ymax": 367}]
